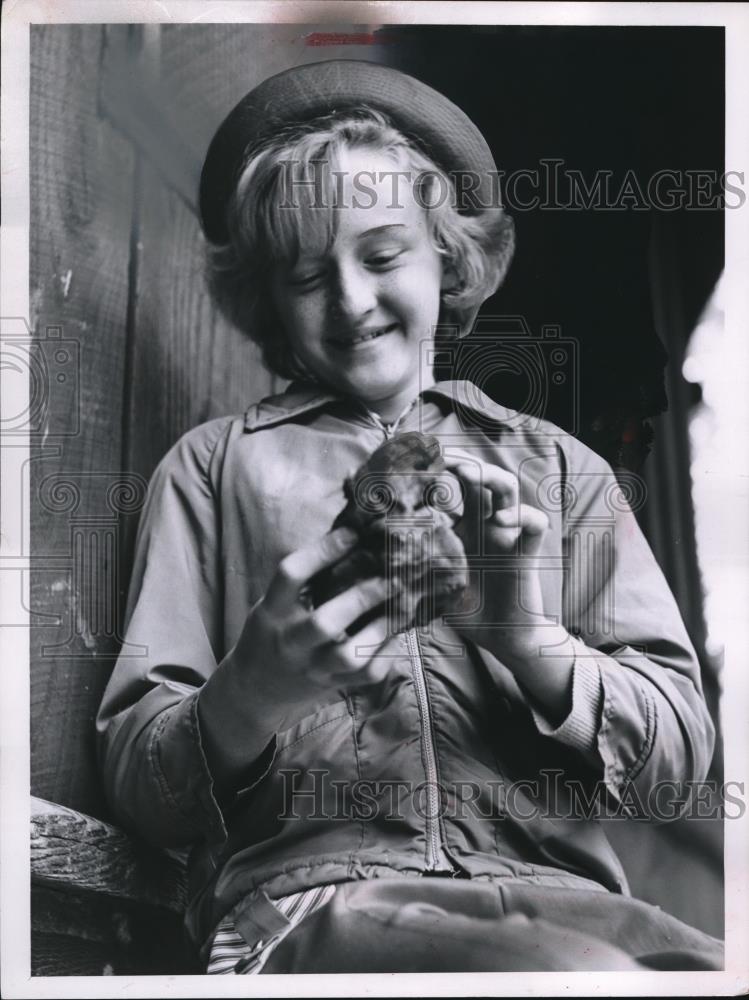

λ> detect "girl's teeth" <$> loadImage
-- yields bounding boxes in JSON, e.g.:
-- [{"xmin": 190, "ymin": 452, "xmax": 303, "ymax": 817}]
[{"xmin": 338, "ymin": 326, "xmax": 393, "ymax": 346}]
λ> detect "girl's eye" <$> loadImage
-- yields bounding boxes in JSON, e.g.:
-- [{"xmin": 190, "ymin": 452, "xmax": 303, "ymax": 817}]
[
  {"xmin": 367, "ymin": 250, "xmax": 403, "ymax": 268},
  {"xmin": 290, "ymin": 271, "xmax": 325, "ymax": 289}
]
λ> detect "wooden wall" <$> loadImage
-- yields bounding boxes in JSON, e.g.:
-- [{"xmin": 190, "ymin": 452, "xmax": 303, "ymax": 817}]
[
  {"xmin": 29, "ymin": 23, "xmax": 722, "ymax": 940},
  {"xmin": 29, "ymin": 23, "xmax": 391, "ymax": 818},
  {"xmin": 31, "ymin": 24, "xmax": 138, "ymax": 819}
]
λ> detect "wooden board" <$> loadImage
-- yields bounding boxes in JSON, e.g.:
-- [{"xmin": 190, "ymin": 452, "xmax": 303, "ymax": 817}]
[
  {"xmin": 158, "ymin": 22, "xmax": 397, "ymax": 170},
  {"xmin": 30, "ymin": 24, "xmax": 137, "ymax": 818},
  {"xmin": 31, "ymin": 798, "xmax": 196, "ymax": 975},
  {"xmin": 124, "ymin": 162, "xmax": 272, "ymax": 483},
  {"xmin": 31, "ymin": 797, "xmax": 187, "ymax": 911}
]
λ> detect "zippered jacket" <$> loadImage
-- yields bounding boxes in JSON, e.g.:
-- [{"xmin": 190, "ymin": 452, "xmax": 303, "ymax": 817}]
[{"xmin": 96, "ymin": 381, "xmax": 715, "ymax": 954}]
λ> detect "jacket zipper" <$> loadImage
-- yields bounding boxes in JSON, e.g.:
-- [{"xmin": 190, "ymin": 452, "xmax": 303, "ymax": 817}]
[
  {"xmin": 368, "ymin": 404, "xmax": 456, "ymax": 874},
  {"xmin": 360, "ymin": 400, "xmax": 416, "ymax": 441},
  {"xmin": 405, "ymin": 627, "xmax": 455, "ymax": 872}
]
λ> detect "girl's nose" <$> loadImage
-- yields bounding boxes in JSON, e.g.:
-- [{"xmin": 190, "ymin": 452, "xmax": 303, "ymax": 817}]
[{"xmin": 331, "ymin": 262, "xmax": 377, "ymax": 322}]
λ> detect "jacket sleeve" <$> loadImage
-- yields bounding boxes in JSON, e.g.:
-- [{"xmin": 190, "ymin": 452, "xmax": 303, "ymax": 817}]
[
  {"xmin": 529, "ymin": 435, "xmax": 715, "ymax": 815},
  {"xmin": 96, "ymin": 419, "xmax": 236, "ymax": 848}
]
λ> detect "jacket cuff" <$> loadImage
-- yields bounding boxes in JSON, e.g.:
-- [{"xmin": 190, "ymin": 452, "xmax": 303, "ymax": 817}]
[
  {"xmin": 529, "ymin": 646, "xmax": 604, "ymax": 754},
  {"xmin": 151, "ymin": 691, "xmax": 229, "ymax": 845}
]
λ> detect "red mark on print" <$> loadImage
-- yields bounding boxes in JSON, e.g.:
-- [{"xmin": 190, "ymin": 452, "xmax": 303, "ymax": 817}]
[{"xmin": 305, "ymin": 32, "xmax": 391, "ymax": 46}]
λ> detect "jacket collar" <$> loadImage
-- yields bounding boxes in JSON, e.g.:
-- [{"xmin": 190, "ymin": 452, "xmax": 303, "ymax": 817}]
[{"xmin": 244, "ymin": 380, "xmax": 518, "ymax": 432}]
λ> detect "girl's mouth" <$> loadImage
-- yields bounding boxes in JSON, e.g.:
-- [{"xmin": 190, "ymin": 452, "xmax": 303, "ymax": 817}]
[{"xmin": 330, "ymin": 324, "xmax": 398, "ymax": 348}]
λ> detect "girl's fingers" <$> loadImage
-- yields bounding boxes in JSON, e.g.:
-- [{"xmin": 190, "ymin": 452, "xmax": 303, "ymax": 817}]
[
  {"xmin": 520, "ymin": 503, "xmax": 549, "ymax": 536},
  {"xmin": 265, "ymin": 527, "xmax": 358, "ymax": 613},
  {"xmin": 445, "ymin": 459, "xmax": 547, "ymax": 554},
  {"xmin": 491, "ymin": 503, "xmax": 549, "ymax": 553},
  {"xmin": 345, "ymin": 611, "xmax": 396, "ymax": 650},
  {"xmin": 445, "ymin": 462, "xmax": 491, "ymax": 548},
  {"xmin": 325, "ymin": 613, "xmax": 395, "ymax": 685},
  {"xmin": 445, "ymin": 458, "xmax": 523, "ymax": 557},
  {"xmin": 474, "ymin": 461, "xmax": 520, "ymax": 511},
  {"xmin": 301, "ymin": 612, "xmax": 393, "ymax": 689},
  {"xmin": 493, "ymin": 503, "xmax": 548, "ymax": 534},
  {"xmin": 303, "ymin": 576, "xmax": 391, "ymax": 645},
  {"xmin": 444, "ymin": 455, "xmax": 519, "ymax": 515}
]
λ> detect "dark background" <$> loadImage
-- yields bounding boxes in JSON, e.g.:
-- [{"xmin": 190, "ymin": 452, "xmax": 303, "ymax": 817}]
[{"xmin": 383, "ymin": 25, "xmax": 724, "ymax": 467}]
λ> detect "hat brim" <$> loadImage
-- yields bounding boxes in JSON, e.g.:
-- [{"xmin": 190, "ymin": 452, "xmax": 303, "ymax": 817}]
[{"xmin": 199, "ymin": 59, "xmax": 500, "ymax": 245}]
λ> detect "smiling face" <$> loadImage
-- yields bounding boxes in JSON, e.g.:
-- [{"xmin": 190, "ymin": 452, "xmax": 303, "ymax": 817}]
[{"xmin": 270, "ymin": 146, "xmax": 445, "ymax": 421}]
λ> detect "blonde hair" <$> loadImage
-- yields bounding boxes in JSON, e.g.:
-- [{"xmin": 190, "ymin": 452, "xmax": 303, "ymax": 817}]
[{"xmin": 206, "ymin": 108, "xmax": 515, "ymax": 379}]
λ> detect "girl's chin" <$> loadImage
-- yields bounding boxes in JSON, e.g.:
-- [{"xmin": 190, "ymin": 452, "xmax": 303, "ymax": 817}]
[
  {"xmin": 308, "ymin": 353, "xmax": 432, "ymax": 412},
  {"xmin": 326, "ymin": 361, "xmax": 407, "ymax": 390}
]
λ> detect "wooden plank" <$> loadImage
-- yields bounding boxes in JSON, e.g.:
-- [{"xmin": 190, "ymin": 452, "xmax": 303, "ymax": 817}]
[
  {"xmin": 99, "ymin": 23, "xmax": 397, "ymax": 220},
  {"xmin": 31, "ymin": 906, "xmax": 200, "ymax": 977},
  {"xmin": 30, "ymin": 797, "xmax": 196, "ymax": 975},
  {"xmin": 31, "ymin": 906, "xmax": 200, "ymax": 976},
  {"xmin": 158, "ymin": 22, "xmax": 396, "ymax": 166},
  {"xmin": 30, "ymin": 797, "xmax": 187, "ymax": 912},
  {"xmin": 31, "ymin": 883, "xmax": 198, "ymax": 975},
  {"xmin": 99, "ymin": 24, "xmax": 200, "ymax": 212},
  {"xmin": 30, "ymin": 24, "xmax": 137, "ymax": 817},
  {"xmin": 32, "ymin": 884, "xmax": 135, "ymax": 945},
  {"xmin": 124, "ymin": 161, "xmax": 273, "ymax": 483},
  {"xmin": 31, "ymin": 931, "xmax": 127, "ymax": 977}
]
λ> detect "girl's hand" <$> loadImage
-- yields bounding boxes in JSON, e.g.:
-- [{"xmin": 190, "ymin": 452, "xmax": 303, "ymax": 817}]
[
  {"xmin": 233, "ymin": 526, "xmax": 396, "ymax": 707},
  {"xmin": 198, "ymin": 527, "xmax": 395, "ymax": 791},
  {"xmin": 444, "ymin": 455, "xmax": 575, "ymax": 722},
  {"xmin": 444, "ymin": 456, "xmax": 550, "ymax": 661}
]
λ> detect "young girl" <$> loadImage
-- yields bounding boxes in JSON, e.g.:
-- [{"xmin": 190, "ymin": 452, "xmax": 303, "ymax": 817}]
[{"xmin": 97, "ymin": 60, "xmax": 722, "ymax": 973}]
